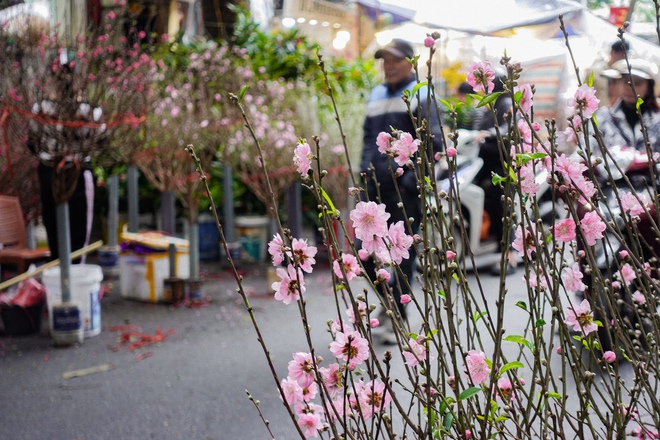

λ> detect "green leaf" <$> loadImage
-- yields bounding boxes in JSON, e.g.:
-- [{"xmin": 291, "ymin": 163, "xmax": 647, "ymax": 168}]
[
  {"xmin": 477, "ymin": 91, "xmax": 504, "ymax": 108},
  {"xmin": 439, "ymin": 98, "xmax": 454, "ymax": 111},
  {"xmin": 437, "ymin": 290, "xmax": 446, "ymax": 300},
  {"xmin": 517, "ymin": 152, "xmax": 547, "ymax": 165},
  {"xmin": 473, "ymin": 311, "xmax": 488, "ymax": 322},
  {"xmin": 492, "ymin": 173, "xmax": 506, "ymax": 185},
  {"xmin": 468, "ymin": 93, "xmax": 483, "ymax": 103},
  {"xmin": 411, "ymin": 81, "xmax": 428, "ymax": 98},
  {"xmin": 319, "ymin": 187, "xmax": 338, "ymax": 217},
  {"xmin": 636, "ymin": 97, "xmax": 644, "ymax": 110},
  {"xmin": 547, "ymin": 392, "xmax": 562, "ymax": 399},
  {"xmin": 443, "ymin": 412, "xmax": 454, "ymax": 431},
  {"xmin": 503, "ymin": 335, "xmax": 533, "ymax": 350},
  {"xmin": 239, "ymin": 85, "xmax": 250, "ymax": 101},
  {"xmin": 507, "ymin": 163, "xmax": 518, "ymax": 183},
  {"xmin": 459, "ymin": 387, "xmax": 482, "ymax": 401},
  {"xmin": 514, "ymin": 90, "xmax": 523, "ymax": 104},
  {"xmin": 516, "ymin": 301, "xmax": 528, "ymax": 312},
  {"xmin": 587, "ymin": 71, "xmax": 594, "ymax": 87},
  {"xmin": 535, "ymin": 319, "xmax": 546, "ymax": 328},
  {"xmin": 499, "ymin": 361, "xmax": 524, "ymax": 375}
]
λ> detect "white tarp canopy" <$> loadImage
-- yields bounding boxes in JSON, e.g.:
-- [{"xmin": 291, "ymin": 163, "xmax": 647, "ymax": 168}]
[{"xmin": 366, "ymin": 0, "xmax": 660, "ymax": 127}]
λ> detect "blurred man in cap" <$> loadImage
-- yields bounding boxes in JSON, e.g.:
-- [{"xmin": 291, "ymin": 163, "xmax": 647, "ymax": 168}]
[{"xmin": 359, "ymin": 39, "xmax": 443, "ymax": 344}]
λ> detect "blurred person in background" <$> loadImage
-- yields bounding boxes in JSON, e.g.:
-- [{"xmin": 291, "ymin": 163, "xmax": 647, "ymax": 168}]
[
  {"xmin": 596, "ymin": 58, "xmax": 660, "ymax": 153},
  {"xmin": 359, "ymin": 39, "xmax": 444, "ymax": 343}
]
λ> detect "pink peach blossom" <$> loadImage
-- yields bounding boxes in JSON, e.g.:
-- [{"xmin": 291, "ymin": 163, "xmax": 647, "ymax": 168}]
[
  {"xmin": 391, "ymin": 132, "xmax": 420, "ymax": 167},
  {"xmin": 569, "ymin": 84, "xmax": 599, "ymax": 118},
  {"xmin": 515, "ymin": 83, "xmax": 534, "ymax": 114},
  {"xmin": 564, "ymin": 299, "xmax": 598, "ymax": 335},
  {"xmin": 288, "ymin": 352, "xmax": 315, "ymax": 387},
  {"xmin": 376, "ymin": 268, "xmax": 391, "ymax": 283},
  {"xmin": 621, "ymin": 192, "xmax": 647, "ymax": 217},
  {"xmin": 619, "ymin": 263, "xmax": 636, "ymax": 285},
  {"xmin": 561, "ymin": 262, "xmax": 586, "ymax": 293},
  {"xmin": 298, "ymin": 412, "xmax": 323, "ymax": 438},
  {"xmin": 319, "ymin": 363, "xmax": 343, "ymax": 397},
  {"xmin": 333, "ymin": 253, "xmax": 360, "ymax": 281},
  {"xmin": 554, "ymin": 218, "xmax": 576, "ymax": 243},
  {"xmin": 350, "ymin": 201, "xmax": 390, "ymax": 242},
  {"xmin": 403, "ymin": 337, "xmax": 434, "ymax": 367},
  {"xmin": 272, "ymin": 265, "xmax": 305, "ymax": 305},
  {"xmin": 632, "ymin": 291, "xmax": 646, "ymax": 304},
  {"xmin": 387, "ymin": 221, "xmax": 413, "ymax": 264},
  {"xmin": 358, "ymin": 379, "xmax": 392, "ymax": 419},
  {"xmin": 376, "ymin": 131, "xmax": 393, "ymax": 155},
  {"xmin": 291, "ymin": 238, "xmax": 317, "ymax": 273},
  {"xmin": 602, "ymin": 351, "xmax": 616, "ymax": 363},
  {"xmin": 519, "ymin": 164, "xmax": 540, "ymax": 196},
  {"xmin": 495, "ymin": 377, "xmax": 515, "ymax": 400},
  {"xmin": 280, "ymin": 377, "xmax": 303, "ymax": 404},
  {"xmin": 580, "ymin": 211, "xmax": 607, "ymax": 246},
  {"xmin": 464, "ymin": 350, "xmax": 491, "ymax": 385},
  {"xmin": 268, "ymin": 233, "xmax": 287, "ymax": 266},
  {"xmin": 293, "ymin": 140, "xmax": 313, "ymax": 176},
  {"xmin": 329, "ymin": 329, "xmax": 370, "ymax": 366},
  {"xmin": 467, "ymin": 61, "xmax": 496, "ymax": 94}
]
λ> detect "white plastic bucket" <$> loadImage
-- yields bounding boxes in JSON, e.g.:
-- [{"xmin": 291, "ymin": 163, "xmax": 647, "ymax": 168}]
[{"xmin": 42, "ymin": 264, "xmax": 103, "ymax": 338}]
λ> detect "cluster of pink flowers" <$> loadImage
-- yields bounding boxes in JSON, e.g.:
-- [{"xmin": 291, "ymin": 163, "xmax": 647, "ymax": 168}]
[
  {"xmin": 563, "ymin": 84, "xmax": 599, "ymax": 143},
  {"xmin": 278, "ymin": 313, "xmax": 392, "ymax": 436},
  {"xmin": 548, "ymin": 153, "xmax": 597, "ymax": 203},
  {"xmin": 403, "ymin": 336, "xmax": 435, "ymax": 367},
  {"xmin": 268, "ymin": 234, "xmax": 317, "ymax": 305},
  {"xmin": 348, "ymin": 201, "xmax": 413, "ymax": 265},
  {"xmin": 376, "ymin": 130, "xmax": 420, "ymax": 167}
]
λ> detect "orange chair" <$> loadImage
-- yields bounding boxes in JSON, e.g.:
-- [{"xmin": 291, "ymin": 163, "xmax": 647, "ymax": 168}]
[{"xmin": 0, "ymin": 195, "xmax": 50, "ymax": 276}]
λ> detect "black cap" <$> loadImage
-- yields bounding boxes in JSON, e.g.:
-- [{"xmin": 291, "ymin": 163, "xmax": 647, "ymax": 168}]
[{"xmin": 374, "ymin": 39, "xmax": 414, "ymax": 60}]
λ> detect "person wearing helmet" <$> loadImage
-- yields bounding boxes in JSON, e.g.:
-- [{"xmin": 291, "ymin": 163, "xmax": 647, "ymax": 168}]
[{"xmin": 596, "ymin": 58, "xmax": 660, "ymax": 153}]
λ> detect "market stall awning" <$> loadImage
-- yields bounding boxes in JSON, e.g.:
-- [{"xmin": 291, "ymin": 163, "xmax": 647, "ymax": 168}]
[
  {"xmin": 358, "ymin": 0, "xmax": 584, "ymax": 35},
  {"xmin": 355, "ymin": 0, "xmax": 416, "ymax": 25}
]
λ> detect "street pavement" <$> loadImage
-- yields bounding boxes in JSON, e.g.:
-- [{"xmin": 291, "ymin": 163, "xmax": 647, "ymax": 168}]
[
  {"xmin": 1, "ymin": 258, "xmax": 313, "ymax": 440},
  {"xmin": 0, "ymin": 253, "xmax": 640, "ymax": 439}
]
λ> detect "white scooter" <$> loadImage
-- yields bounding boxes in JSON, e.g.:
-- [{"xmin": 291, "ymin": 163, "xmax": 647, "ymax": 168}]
[{"xmin": 422, "ymin": 129, "xmax": 559, "ymax": 270}]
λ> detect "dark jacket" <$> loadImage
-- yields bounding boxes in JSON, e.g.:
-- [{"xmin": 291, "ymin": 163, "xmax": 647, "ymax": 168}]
[{"xmin": 361, "ymin": 75, "xmax": 444, "ymax": 195}]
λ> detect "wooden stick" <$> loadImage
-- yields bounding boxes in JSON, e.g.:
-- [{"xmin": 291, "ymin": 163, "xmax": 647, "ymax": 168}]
[{"xmin": 0, "ymin": 240, "xmax": 104, "ymax": 292}]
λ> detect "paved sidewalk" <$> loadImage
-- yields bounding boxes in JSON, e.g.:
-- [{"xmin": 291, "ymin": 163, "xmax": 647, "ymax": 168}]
[{"xmin": 0, "ymin": 258, "xmax": 317, "ymax": 440}]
